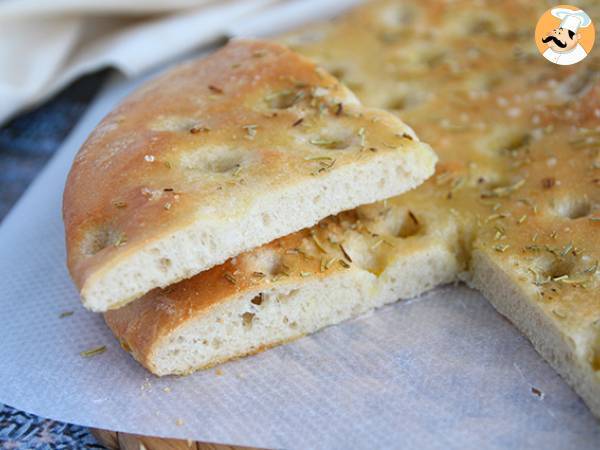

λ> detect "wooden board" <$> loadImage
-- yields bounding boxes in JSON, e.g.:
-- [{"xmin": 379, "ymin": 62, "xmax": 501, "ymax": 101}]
[{"xmin": 91, "ymin": 429, "xmax": 261, "ymax": 450}]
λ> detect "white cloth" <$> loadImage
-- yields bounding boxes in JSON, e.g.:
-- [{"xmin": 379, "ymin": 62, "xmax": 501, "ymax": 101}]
[
  {"xmin": 0, "ymin": 0, "xmax": 285, "ymax": 125},
  {"xmin": 542, "ymin": 43, "xmax": 588, "ymax": 65}
]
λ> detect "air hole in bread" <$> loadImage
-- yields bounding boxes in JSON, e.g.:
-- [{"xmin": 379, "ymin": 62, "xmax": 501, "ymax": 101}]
[
  {"xmin": 242, "ymin": 312, "xmax": 255, "ymax": 329},
  {"xmin": 472, "ymin": 73, "xmax": 503, "ymax": 92},
  {"xmin": 554, "ymin": 198, "xmax": 592, "ymax": 220},
  {"xmin": 328, "ymin": 66, "xmax": 347, "ymax": 82},
  {"xmin": 467, "ymin": 17, "xmax": 497, "ymax": 34},
  {"xmin": 478, "ymin": 174, "xmax": 526, "ymax": 198},
  {"xmin": 181, "ymin": 147, "xmax": 251, "ymax": 177},
  {"xmin": 357, "ymin": 204, "xmax": 422, "ymax": 238},
  {"xmin": 149, "ymin": 115, "xmax": 198, "ymax": 132},
  {"xmin": 397, "ymin": 212, "xmax": 421, "ymax": 238},
  {"xmin": 251, "ymin": 294, "xmax": 263, "ymax": 306},
  {"xmin": 261, "ymin": 213, "xmax": 271, "ymax": 226},
  {"xmin": 265, "ymin": 89, "xmax": 307, "ymax": 110},
  {"xmin": 208, "ymin": 156, "xmax": 242, "ymax": 173},
  {"xmin": 243, "ymin": 249, "xmax": 283, "ymax": 278},
  {"xmin": 478, "ymin": 127, "xmax": 530, "ymax": 157},
  {"xmin": 81, "ymin": 225, "xmax": 126, "ymax": 256},
  {"xmin": 306, "ymin": 124, "xmax": 359, "ymax": 151},
  {"xmin": 501, "ymin": 132, "xmax": 530, "ymax": 152},
  {"xmin": 386, "ymin": 96, "xmax": 406, "ymax": 111},
  {"xmin": 385, "ymin": 91, "xmax": 426, "ymax": 112},
  {"xmin": 588, "ymin": 324, "xmax": 600, "ymax": 371},
  {"xmin": 308, "ymin": 134, "xmax": 352, "ymax": 150},
  {"xmin": 539, "ymin": 258, "xmax": 576, "ymax": 280},
  {"xmin": 180, "ymin": 146, "xmax": 260, "ymax": 182},
  {"xmin": 159, "ymin": 257, "xmax": 172, "ymax": 272},
  {"xmin": 276, "ymin": 289, "xmax": 299, "ymax": 304},
  {"xmin": 591, "ymin": 350, "xmax": 600, "ymax": 372},
  {"xmin": 419, "ymin": 48, "xmax": 447, "ymax": 68},
  {"xmin": 339, "ymin": 232, "xmax": 380, "ymax": 274}
]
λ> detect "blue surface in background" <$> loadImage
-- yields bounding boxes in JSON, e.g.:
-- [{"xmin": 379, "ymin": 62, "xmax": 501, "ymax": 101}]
[
  {"xmin": 0, "ymin": 71, "xmax": 109, "ymax": 450},
  {"xmin": 0, "ymin": 404, "xmax": 106, "ymax": 449}
]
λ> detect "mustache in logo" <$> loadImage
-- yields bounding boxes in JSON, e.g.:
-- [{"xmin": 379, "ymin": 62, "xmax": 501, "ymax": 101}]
[{"xmin": 542, "ymin": 35, "xmax": 567, "ymax": 48}]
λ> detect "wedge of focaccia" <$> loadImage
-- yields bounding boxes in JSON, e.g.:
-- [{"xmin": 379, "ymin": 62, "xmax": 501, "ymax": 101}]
[
  {"xmin": 63, "ymin": 39, "xmax": 436, "ymax": 312},
  {"xmin": 106, "ymin": 0, "xmax": 600, "ymax": 419}
]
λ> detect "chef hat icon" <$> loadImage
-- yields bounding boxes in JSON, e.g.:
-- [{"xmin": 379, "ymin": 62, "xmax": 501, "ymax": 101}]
[{"xmin": 551, "ymin": 8, "xmax": 592, "ymax": 33}]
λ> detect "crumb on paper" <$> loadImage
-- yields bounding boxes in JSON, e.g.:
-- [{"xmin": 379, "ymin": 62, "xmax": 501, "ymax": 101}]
[
  {"xmin": 176, "ymin": 418, "xmax": 185, "ymax": 426},
  {"xmin": 215, "ymin": 368, "xmax": 224, "ymax": 376},
  {"xmin": 531, "ymin": 386, "xmax": 545, "ymax": 399},
  {"xmin": 79, "ymin": 345, "xmax": 106, "ymax": 357},
  {"xmin": 141, "ymin": 378, "xmax": 152, "ymax": 392},
  {"xmin": 163, "ymin": 386, "xmax": 171, "ymax": 393}
]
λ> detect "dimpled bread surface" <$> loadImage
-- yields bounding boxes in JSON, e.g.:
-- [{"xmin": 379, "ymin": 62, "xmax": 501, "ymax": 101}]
[
  {"xmin": 281, "ymin": 0, "xmax": 600, "ymax": 415},
  {"xmin": 106, "ymin": 0, "xmax": 600, "ymax": 417},
  {"xmin": 63, "ymin": 39, "xmax": 436, "ymax": 312}
]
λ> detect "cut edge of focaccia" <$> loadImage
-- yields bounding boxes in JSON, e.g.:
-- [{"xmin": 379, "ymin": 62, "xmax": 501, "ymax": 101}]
[
  {"xmin": 63, "ymin": 39, "xmax": 437, "ymax": 312},
  {"xmin": 105, "ymin": 201, "xmax": 463, "ymax": 376},
  {"xmin": 469, "ymin": 250, "xmax": 600, "ymax": 419}
]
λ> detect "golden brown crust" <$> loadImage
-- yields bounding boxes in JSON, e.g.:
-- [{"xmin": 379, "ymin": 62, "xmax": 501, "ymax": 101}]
[
  {"xmin": 63, "ymin": 40, "xmax": 339, "ymax": 290},
  {"xmin": 107, "ymin": 0, "xmax": 600, "ymax": 388}
]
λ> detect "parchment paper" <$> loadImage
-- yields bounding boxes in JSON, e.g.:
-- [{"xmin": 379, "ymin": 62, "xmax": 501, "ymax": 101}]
[{"xmin": 0, "ymin": 4, "xmax": 599, "ymax": 448}]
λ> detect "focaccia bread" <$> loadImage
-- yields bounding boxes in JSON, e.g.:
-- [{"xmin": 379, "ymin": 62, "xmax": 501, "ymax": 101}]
[
  {"xmin": 281, "ymin": 0, "xmax": 600, "ymax": 418},
  {"xmin": 63, "ymin": 39, "xmax": 436, "ymax": 312},
  {"xmin": 105, "ymin": 0, "xmax": 600, "ymax": 419}
]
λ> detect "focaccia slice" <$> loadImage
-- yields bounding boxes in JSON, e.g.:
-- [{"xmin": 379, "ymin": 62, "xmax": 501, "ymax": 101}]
[{"xmin": 63, "ymin": 39, "xmax": 436, "ymax": 312}]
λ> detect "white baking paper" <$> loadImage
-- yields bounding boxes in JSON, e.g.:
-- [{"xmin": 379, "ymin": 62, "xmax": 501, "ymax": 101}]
[{"xmin": 1, "ymin": 4, "xmax": 599, "ymax": 449}]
